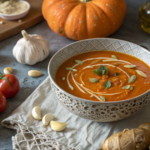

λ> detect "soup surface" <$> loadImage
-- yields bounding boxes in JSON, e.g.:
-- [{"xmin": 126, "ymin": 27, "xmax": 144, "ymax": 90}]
[{"xmin": 55, "ymin": 51, "xmax": 150, "ymax": 102}]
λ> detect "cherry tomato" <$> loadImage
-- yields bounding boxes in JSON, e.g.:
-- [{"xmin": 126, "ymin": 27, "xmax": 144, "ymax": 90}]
[
  {"xmin": 0, "ymin": 73, "xmax": 20, "ymax": 98},
  {"xmin": 0, "ymin": 92, "xmax": 6, "ymax": 113}
]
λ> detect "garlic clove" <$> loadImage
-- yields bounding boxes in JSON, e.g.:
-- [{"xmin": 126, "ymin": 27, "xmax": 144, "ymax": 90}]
[
  {"xmin": 3, "ymin": 67, "xmax": 13, "ymax": 74},
  {"xmin": 28, "ymin": 70, "xmax": 43, "ymax": 77},
  {"xmin": 50, "ymin": 121, "xmax": 67, "ymax": 131},
  {"xmin": 32, "ymin": 106, "xmax": 42, "ymax": 120},
  {"xmin": 42, "ymin": 114, "xmax": 55, "ymax": 126}
]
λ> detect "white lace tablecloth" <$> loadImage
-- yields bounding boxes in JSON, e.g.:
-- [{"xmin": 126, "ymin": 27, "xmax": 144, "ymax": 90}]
[{"xmin": 1, "ymin": 77, "xmax": 150, "ymax": 150}]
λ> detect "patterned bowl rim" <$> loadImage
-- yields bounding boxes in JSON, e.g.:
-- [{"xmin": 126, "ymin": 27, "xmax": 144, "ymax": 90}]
[{"xmin": 48, "ymin": 38, "xmax": 150, "ymax": 104}]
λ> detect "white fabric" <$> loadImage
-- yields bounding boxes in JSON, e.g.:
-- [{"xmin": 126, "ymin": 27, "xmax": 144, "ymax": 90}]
[{"xmin": 2, "ymin": 77, "xmax": 150, "ymax": 150}]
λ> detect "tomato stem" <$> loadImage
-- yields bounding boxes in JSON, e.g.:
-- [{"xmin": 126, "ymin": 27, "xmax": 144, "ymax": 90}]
[{"xmin": 0, "ymin": 73, "xmax": 13, "ymax": 89}]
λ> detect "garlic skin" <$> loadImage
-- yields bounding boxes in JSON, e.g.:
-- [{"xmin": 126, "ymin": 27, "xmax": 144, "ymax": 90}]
[
  {"xmin": 50, "ymin": 121, "xmax": 67, "ymax": 131},
  {"xmin": 42, "ymin": 114, "xmax": 55, "ymax": 126},
  {"xmin": 32, "ymin": 106, "xmax": 42, "ymax": 120},
  {"xmin": 13, "ymin": 30, "xmax": 49, "ymax": 65}
]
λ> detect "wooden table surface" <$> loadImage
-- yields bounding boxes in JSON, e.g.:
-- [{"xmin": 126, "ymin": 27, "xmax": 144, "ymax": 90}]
[{"xmin": 0, "ymin": 0, "xmax": 44, "ymax": 41}]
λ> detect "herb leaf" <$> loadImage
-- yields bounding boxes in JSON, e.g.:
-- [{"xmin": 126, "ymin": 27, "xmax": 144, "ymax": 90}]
[
  {"xmin": 104, "ymin": 80, "xmax": 111, "ymax": 89},
  {"xmin": 75, "ymin": 60, "xmax": 83, "ymax": 64},
  {"xmin": 92, "ymin": 70, "xmax": 102, "ymax": 75},
  {"xmin": 92, "ymin": 65, "xmax": 108, "ymax": 75}
]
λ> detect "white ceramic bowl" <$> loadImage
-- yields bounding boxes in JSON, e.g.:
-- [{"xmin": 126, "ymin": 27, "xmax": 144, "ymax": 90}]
[
  {"xmin": 48, "ymin": 38, "xmax": 150, "ymax": 122},
  {"xmin": 0, "ymin": 0, "xmax": 30, "ymax": 21}
]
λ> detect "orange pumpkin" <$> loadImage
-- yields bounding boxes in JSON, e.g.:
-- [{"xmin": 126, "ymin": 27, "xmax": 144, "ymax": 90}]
[{"xmin": 42, "ymin": 0, "xmax": 126, "ymax": 40}]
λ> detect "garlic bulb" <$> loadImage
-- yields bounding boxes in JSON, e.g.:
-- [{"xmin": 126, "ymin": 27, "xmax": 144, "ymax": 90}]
[{"xmin": 13, "ymin": 30, "xmax": 49, "ymax": 65}]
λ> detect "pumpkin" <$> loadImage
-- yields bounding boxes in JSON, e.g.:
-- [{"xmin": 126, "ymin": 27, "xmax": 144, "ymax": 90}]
[{"xmin": 42, "ymin": 0, "xmax": 126, "ymax": 41}]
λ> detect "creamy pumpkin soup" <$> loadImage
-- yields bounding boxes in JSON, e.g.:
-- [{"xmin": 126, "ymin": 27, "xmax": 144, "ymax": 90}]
[{"xmin": 55, "ymin": 51, "xmax": 150, "ymax": 102}]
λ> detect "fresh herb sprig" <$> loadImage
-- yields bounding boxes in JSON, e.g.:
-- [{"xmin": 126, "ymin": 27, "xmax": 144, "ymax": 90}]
[
  {"xmin": 92, "ymin": 65, "xmax": 108, "ymax": 76},
  {"xmin": 104, "ymin": 80, "xmax": 111, "ymax": 89}
]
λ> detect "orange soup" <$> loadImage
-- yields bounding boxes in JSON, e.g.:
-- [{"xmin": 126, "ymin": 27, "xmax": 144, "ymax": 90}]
[{"xmin": 55, "ymin": 51, "xmax": 150, "ymax": 102}]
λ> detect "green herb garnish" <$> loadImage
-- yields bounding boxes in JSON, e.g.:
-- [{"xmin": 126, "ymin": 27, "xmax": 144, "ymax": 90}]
[
  {"xmin": 92, "ymin": 65, "xmax": 108, "ymax": 75},
  {"xmin": 100, "ymin": 95, "xmax": 105, "ymax": 101},
  {"xmin": 74, "ymin": 60, "xmax": 83, "ymax": 64},
  {"xmin": 130, "ymin": 86, "xmax": 133, "ymax": 90},
  {"xmin": 66, "ymin": 67, "xmax": 73, "ymax": 71},
  {"xmin": 104, "ymin": 80, "xmax": 111, "ymax": 89},
  {"xmin": 62, "ymin": 77, "xmax": 65, "ymax": 80},
  {"xmin": 122, "ymin": 85, "xmax": 130, "ymax": 89},
  {"xmin": 89, "ymin": 78, "xmax": 99, "ymax": 83}
]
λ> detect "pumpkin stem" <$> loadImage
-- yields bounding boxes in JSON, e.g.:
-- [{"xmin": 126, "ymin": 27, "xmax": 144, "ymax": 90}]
[
  {"xmin": 80, "ymin": 0, "xmax": 91, "ymax": 3},
  {"xmin": 21, "ymin": 30, "xmax": 30, "ymax": 41}
]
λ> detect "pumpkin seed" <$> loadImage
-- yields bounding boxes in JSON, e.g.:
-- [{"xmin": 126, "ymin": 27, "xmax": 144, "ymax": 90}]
[
  {"xmin": 75, "ymin": 60, "xmax": 83, "ymax": 64},
  {"xmin": 91, "ymin": 59, "xmax": 100, "ymax": 64},
  {"xmin": 136, "ymin": 70, "xmax": 147, "ymax": 78},
  {"xmin": 89, "ymin": 78, "xmax": 99, "ymax": 83},
  {"xmin": 66, "ymin": 68, "xmax": 77, "ymax": 71},
  {"xmin": 122, "ymin": 85, "xmax": 130, "ymax": 89},
  {"xmin": 0, "ymin": 21, "xmax": 4, "ymax": 24},
  {"xmin": 74, "ymin": 73, "xmax": 78, "ymax": 77},
  {"xmin": 103, "ymin": 59, "xmax": 119, "ymax": 62},
  {"xmin": 124, "ymin": 65, "xmax": 136, "ymax": 68},
  {"xmin": 111, "ymin": 55, "xmax": 118, "ymax": 59},
  {"xmin": 66, "ymin": 67, "xmax": 73, "ymax": 71},
  {"xmin": 86, "ymin": 66, "xmax": 94, "ymax": 68},
  {"xmin": 130, "ymin": 86, "xmax": 133, "ymax": 90},
  {"xmin": 100, "ymin": 96, "xmax": 105, "ymax": 102},
  {"xmin": 62, "ymin": 77, "xmax": 65, "ymax": 80},
  {"xmin": 128, "ymin": 75, "xmax": 136, "ymax": 83},
  {"xmin": 113, "ymin": 62, "xmax": 121, "ymax": 66}
]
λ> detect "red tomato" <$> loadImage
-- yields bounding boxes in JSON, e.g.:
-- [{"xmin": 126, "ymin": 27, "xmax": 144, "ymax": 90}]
[
  {"xmin": 0, "ymin": 92, "xmax": 6, "ymax": 113},
  {"xmin": 0, "ymin": 74, "xmax": 20, "ymax": 98}
]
